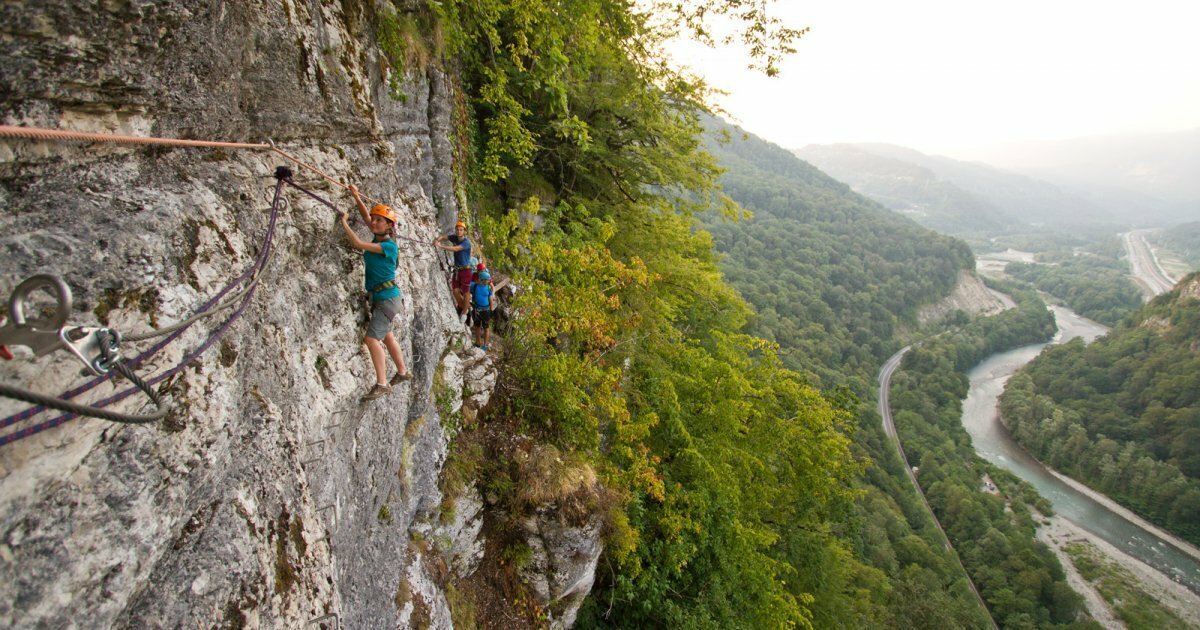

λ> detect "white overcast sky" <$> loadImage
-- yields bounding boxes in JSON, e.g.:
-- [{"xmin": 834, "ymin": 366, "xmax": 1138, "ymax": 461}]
[{"xmin": 666, "ymin": 0, "xmax": 1200, "ymax": 160}]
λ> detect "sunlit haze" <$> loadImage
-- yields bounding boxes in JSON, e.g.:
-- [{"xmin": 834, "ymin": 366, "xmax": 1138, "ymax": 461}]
[{"xmin": 666, "ymin": 0, "xmax": 1200, "ymax": 161}]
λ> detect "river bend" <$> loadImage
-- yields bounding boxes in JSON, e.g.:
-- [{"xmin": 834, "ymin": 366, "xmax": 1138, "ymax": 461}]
[{"xmin": 962, "ymin": 305, "xmax": 1200, "ymax": 593}]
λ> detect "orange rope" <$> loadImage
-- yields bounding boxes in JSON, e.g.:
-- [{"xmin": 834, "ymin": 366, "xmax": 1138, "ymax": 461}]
[
  {"xmin": 0, "ymin": 124, "xmax": 385, "ymax": 207},
  {"xmin": 0, "ymin": 124, "xmax": 268, "ymax": 149},
  {"xmin": 269, "ymin": 145, "xmax": 351, "ymax": 194}
]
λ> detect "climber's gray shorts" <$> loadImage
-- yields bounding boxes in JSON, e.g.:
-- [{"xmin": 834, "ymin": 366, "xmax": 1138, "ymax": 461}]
[{"xmin": 366, "ymin": 295, "xmax": 402, "ymax": 340}]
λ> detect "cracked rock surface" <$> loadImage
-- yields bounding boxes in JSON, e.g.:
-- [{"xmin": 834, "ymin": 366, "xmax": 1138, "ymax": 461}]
[{"xmin": 0, "ymin": 1, "xmax": 501, "ymax": 626}]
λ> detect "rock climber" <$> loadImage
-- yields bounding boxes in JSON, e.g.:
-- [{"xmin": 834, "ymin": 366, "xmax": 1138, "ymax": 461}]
[
  {"xmin": 469, "ymin": 269, "xmax": 495, "ymax": 350},
  {"xmin": 464, "ymin": 254, "xmax": 480, "ymax": 327},
  {"xmin": 340, "ymin": 184, "xmax": 412, "ymax": 402},
  {"xmin": 465, "ymin": 259, "xmax": 487, "ymax": 327},
  {"xmin": 433, "ymin": 220, "xmax": 472, "ymax": 320}
]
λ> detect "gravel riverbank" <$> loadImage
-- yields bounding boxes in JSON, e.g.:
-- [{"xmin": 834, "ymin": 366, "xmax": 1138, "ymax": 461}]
[{"xmin": 1037, "ymin": 512, "xmax": 1200, "ymax": 628}]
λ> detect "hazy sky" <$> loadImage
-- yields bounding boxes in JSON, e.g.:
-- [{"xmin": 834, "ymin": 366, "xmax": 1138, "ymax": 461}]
[{"xmin": 667, "ymin": 0, "xmax": 1200, "ymax": 160}]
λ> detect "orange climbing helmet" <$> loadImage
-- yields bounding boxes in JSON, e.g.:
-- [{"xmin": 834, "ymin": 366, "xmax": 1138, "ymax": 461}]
[
  {"xmin": 370, "ymin": 204, "xmax": 397, "ymax": 224},
  {"xmin": 454, "ymin": 220, "xmax": 466, "ymax": 230}
]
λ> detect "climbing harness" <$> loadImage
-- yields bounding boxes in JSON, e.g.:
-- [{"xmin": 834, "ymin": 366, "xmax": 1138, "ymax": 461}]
[{"xmin": 369, "ymin": 280, "xmax": 398, "ymax": 294}]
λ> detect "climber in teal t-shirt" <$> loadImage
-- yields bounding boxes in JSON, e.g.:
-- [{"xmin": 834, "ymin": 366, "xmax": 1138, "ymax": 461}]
[{"xmin": 340, "ymin": 184, "xmax": 412, "ymax": 402}]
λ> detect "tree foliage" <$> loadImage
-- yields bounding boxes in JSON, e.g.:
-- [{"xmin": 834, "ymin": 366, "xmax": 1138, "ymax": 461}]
[
  {"xmin": 699, "ymin": 117, "xmax": 974, "ymax": 390},
  {"xmin": 695, "ymin": 120, "xmax": 1010, "ymax": 626},
  {"xmin": 403, "ymin": 0, "xmax": 866, "ymax": 625},
  {"xmin": 1004, "ymin": 239, "xmax": 1142, "ymax": 327},
  {"xmin": 387, "ymin": 0, "xmax": 1106, "ymax": 624}
]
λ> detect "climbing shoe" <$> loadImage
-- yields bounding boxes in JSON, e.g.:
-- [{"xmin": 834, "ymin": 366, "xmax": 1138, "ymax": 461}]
[
  {"xmin": 389, "ymin": 371, "xmax": 413, "ymax": 386},
  {"xmin": 362, "ymin": 384, "xmax": 392, "ymax": 401}
]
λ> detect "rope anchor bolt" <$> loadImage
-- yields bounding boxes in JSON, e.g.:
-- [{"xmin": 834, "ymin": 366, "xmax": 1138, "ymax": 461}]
[{"xmin": 0, "ymin": 274, "xmax": 122, "ymax": 375}]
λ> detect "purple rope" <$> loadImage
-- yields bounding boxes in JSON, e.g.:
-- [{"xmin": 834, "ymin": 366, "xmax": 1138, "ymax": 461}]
[
  {"xmin": 0, "ymin": 279, "xmax": 261, "ymax": 445},
  {"xmin": 285, "ymin": 178, "xmax": 342, "ymax": 212},
  {"xmin": 0, "ymin": 177, "xmax": 286, "ymax": 442}
]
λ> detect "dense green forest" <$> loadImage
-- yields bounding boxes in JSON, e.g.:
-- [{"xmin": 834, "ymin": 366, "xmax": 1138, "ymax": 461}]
[
  {"xmin": 702, "ymin": 120, "xmax": 975, "ymax": 391},
  {"xmin": 1005, "ymin": 261, "xmax": 1139, "ymax": 327},
  {"xmin": 888, "ymin": 289, "xmax": 1097, "ymax": 627},
  {"xmin": 999, "ymin": 273, "xmax": 1200, "ymax": 546},
  {"xmin": 700, "ymin": 121, "xmax": 1003, "ymax": 626},
  {"xmin": 980, "ymin": 226, "xmax": 1125, "ymax": 256},
  {"xmin": 400, "ymin": 1, "xmax": 878, "ymax": 626},
  {"xmin": 698, "ymin": 121, "xmax": 1111, "ymax": 626},
  {"xmin": 1004, "ymin": 244, "xmax": 1143, "ymax": 327}
]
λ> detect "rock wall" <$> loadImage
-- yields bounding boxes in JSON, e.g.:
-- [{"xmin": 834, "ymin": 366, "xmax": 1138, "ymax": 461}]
[
  {"xmin": 917, "ymin": 270, "xmax": 1013, "ymax": 325},
  {"xmin": 0, "ymin": 1, "xmax": 535, "ymax": 626}
]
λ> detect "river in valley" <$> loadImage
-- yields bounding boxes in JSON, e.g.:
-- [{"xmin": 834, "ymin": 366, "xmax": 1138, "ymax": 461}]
[{"xmin": 961, "ymin": 305, "xmax": 1200, "ymax": 594}]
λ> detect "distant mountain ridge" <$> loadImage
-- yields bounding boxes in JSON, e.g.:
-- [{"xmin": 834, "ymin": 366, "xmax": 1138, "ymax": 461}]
[
  {"xmin": 793, "ymin": 143, "xmax": 1016, "ymax": 236},
  {"xmin": 796, "ymin": 143, "xmax": 1114, "ymax": 233},
  {"xmin": 980, "ymin": 129, "xmax": 1200, "ymax": 211}
]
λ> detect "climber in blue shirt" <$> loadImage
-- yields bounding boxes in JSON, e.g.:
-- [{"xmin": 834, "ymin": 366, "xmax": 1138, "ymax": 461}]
[
  {"xmin": 340, "ymin": 184, "xmax": 412, "ymax": 402},
  {"xmin": 469, "ymin": 269, "xmax": 495, "ymax": 350}
]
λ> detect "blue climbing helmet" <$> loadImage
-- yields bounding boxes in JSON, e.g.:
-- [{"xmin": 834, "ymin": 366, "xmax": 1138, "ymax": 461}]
[{"xmin": 479, "ymin": 270, "xmax": 491, "ymax": 282}]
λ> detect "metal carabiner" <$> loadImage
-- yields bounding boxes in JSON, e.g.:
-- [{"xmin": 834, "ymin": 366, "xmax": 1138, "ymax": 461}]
[{"xmin": 0, "ymin": 274, "xmax": 121, "ymax": 375}]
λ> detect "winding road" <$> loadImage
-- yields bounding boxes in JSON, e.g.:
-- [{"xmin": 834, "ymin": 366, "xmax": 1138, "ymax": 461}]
[{"xmin": 877, "ymin": 346, "xmax": 998, "ymax": 629}]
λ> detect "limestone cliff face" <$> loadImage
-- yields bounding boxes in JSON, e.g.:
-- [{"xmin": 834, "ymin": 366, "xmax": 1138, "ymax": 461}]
[
  {"xmin": 916, "ymin": 270, "xmax": 1013, "ymax": 325},
  {"xmin": 0, "ymin": 2, "xmax": 596, "ymax": 627}
]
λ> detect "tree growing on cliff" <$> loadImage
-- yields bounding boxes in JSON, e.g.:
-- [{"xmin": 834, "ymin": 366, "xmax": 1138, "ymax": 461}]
[{"xmin": 376, "ymin": 0, "xmax": 880, "ymax": 625}]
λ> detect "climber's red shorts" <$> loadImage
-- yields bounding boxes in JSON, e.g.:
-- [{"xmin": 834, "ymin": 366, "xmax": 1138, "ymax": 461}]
[{"xmin": 452, "ymin": 268, "xmax": 473, "ymax": 294}]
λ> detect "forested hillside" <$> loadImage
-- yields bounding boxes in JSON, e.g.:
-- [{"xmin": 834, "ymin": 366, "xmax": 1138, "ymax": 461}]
[
  {"xmin": 427, "ymin": 2, "xmax": 884, "ymax": 626},
  {"xmin": 698, "ymin": 120, "xmax": 1016, "ymax": 626},
  {"xmin": 796, "ymin": 143, "xmax": 1145, "ymax": 325},
  {"xmin": 999, "ymin": 273, "xmax": 1200, "ymax": 546},
  {"xmin": 703, "ymin": 121, "xmax": 974, "ymax": 391},
  {"xmin": 888, "ymin": 288, "xmax": 1091, "ymax": 627}
]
